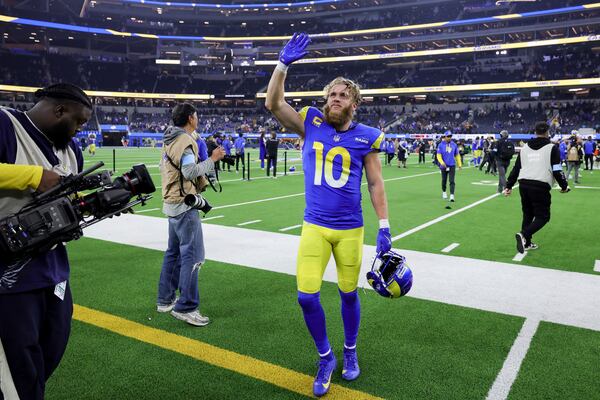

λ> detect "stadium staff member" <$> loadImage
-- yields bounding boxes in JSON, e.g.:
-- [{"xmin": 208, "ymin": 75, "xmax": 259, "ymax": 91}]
[
  {"xmin": 156, "ymin": 103, "xmax": 225, "ymax": 326},
  {"xmin": 266, "ymin": 32, "xmax": 392, "ymax": 397},
  {"xmin": 503, "ymin": 122, "xmax": 569, "ymax": 253},
  {"xmin": 0, "ymin": 83, "xmax": 92, "ymax": 400},
  {"xmin": 437, "ymin": 130, "xmax": 462, "ymax": 202},
  {"xmin": 494, "ymin": 130, "xmax": 515, "ymax": 193},
  {"xmin": 266, "ymin": 131, "xmax": 279, "ymax": 177}
]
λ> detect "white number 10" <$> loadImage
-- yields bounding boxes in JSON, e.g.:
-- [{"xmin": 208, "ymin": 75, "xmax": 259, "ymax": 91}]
[{"xmin": 313, "ymin": 141, "xmax": 351, "ymax": 188}]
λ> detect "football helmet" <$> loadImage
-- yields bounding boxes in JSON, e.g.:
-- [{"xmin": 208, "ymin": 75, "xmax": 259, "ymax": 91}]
[{"xmin": 366, "ymin": 250, "xmax": 413, "ymax": 298}]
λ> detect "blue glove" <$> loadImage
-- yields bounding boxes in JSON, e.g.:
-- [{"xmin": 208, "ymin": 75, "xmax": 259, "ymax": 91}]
[
  {"xmin": 376, "ymin": 228, "xmax": 392, "ymax": 254},
  {"xmin": 279, "ymin": 32, "xmax": 311, "ymax": 66}
]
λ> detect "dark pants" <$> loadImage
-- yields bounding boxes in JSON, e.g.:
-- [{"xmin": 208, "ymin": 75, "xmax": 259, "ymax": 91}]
[
  {"xmin": 235, "ymin": 153, "xmax": 245, "ymax": 171},
  {"xmin": 585, "ymin": 154, "xmax": 594, "ymax": 170},
  {"xmin": 221, "ymin": 158, "xmax": 231, "ymax": 171},
  {"xmin": 497, "ymin": 160, "xmax": 510, "ymax": 192},
  {"xmin": 486, "ymin": 154, "xmax": 497, "ymax": 174},
  {"xmin": 267, "ymin": 155, "xmax": 277, "ymax": 176},
  {"xmin": 386, "ymin": 153, "xmax": 394, "ymax": 165},
  {"xmin": 441, "ymin": 166, "xmax": 456, "ymax": 194},
  {"xmin": 0, "ymin": 283, "xmax": 73, "ymax": 400},
  {"xmin": 419, "ymin": 152, "xmax": 426, "ymax": 163},
  {"xmin": 519, "ymin": 184, "xmax": 551, "ymax": 244},
  {"xmin": 480, "ymin": 152, "xmax": 491, "ymax": 171}
]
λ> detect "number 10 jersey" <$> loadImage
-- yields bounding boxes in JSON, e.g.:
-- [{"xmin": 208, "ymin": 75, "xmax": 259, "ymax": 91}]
[{"xmin": 300, "ymin": 106, "xmax": 384, "ymax": 230}]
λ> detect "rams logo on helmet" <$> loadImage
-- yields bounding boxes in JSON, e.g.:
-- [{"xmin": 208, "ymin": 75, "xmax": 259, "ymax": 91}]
[{"xmin": 366, "ymin": 250, "xmax": 413, "ymax": 298}]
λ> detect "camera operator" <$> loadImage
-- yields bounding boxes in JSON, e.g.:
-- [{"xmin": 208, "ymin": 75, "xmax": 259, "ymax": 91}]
[
  {"xmin": 156, "ymin": 103, "xmax": 225, "ymax": 327},
  {"xmin": 0, "ymin": 83, "xmax": 92, "ymax": 400}
]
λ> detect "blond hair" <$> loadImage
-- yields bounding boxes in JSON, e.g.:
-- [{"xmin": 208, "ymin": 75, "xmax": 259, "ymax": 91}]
[{"xmin": 323, "ymin": 77, "xmax": 362, "ymax": 105}]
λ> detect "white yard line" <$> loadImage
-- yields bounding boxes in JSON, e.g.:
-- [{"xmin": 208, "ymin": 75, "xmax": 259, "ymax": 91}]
[
  {"xmin": 134, "ymin": 208, "xmax": 160, "ymax": 214},
  {"xmin": 513, "ymin": 252, "xmax": 527, "ymax": 262},
  {"xmin": 213, "ymin": 193, "xmax": 305, "ymax": 210},
  {"xmin": 237, "ymin": 220, "xmax": 262, "ymax": 226},
  {"xmin": 85, "ymin": 214, "xmax": 600, "ymax": 333},
  {"xmin": 392, "ymin": 192, "xmax": 501, "ymax": 242},
  {"xmin": 595, "ymin": 260, "xmax": 600, "ymax": 273},
  {"xmin": 441, "ymin": 243, "xmax": 460, "ymax": 253},
  {"xmin": 485, "ymin": 319, "xmax": 540, "ymax": 400},
  {"xmin": 279, "ymin": 224, "xmax": 302, "ymax": 232},
  {"xmin": 202, "ymin": 215, "xmax": 224, "ymax": 221}
]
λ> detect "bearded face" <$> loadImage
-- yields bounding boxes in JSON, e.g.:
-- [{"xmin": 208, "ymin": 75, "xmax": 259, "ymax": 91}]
[{"xmin": 323, "ymin": 102, "xmax": 354, "ymax": 130}]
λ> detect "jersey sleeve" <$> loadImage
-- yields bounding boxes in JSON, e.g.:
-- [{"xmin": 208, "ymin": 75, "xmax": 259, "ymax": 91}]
[
  {"xmin": 0, "ymin": 163, "xmax": 43, "ymax": 190},
  {"xmin": 299, "ymin": 106, "xmax": 310, "ymax": 122},
  {"xmin": 370, "ymin": 130, "xmax": 385, "ymax": 152}
]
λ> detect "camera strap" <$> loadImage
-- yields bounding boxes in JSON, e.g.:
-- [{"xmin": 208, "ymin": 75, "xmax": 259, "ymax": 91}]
[
  {"xmin": 207, "ymin": 168, "xmax": 223, "ymax": 193},
  {"xmin": 164, "ymin": 154, "xmax": 203, "ymax": 196}
]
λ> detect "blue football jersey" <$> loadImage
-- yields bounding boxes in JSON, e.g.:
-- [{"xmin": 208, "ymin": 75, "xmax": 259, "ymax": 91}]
[{"xmin": 300, "ymin": 107, "xmax": 384, "ymax": 230}]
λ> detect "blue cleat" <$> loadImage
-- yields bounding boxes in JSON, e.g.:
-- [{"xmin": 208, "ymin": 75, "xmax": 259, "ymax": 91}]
[
  {"xmin": 341, "ymin": 348, "xmax": 360, "ymax": 381},
  {"xmin": 313, "ymin": 353, "xmax": 337, "ymax": 397}
]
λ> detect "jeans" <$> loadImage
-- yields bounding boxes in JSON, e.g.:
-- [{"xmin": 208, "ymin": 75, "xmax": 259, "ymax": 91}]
[
  {"xmin": 566, "ymin": 161, "xmax": 580, "ymax": 182},
  {"xmin": 157, "ymin": 209, "xmax": 205, "ymax": 313}
]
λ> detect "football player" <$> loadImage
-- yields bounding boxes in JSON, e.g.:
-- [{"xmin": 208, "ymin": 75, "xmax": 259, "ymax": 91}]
[{"xmin": 265, "ymin": 32, "xmax": 392, "ymax": 397}]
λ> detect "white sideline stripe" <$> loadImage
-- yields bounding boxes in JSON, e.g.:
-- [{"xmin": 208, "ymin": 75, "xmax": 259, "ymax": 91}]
[
  {"xmin": 574, "ymin": 186, "xmax": 600, "ymax": 189},
  {"xmin": 441, "ymin": 243, "xmax": 460, "ymax": 253},
  {"xmin": 213, "ymin": 193, "xmax": 305, "ymax": 210},
  {"xmin": 84, "ymin": 214, "xmax": 600, "ymax": 333},
  {"xmin": 135, "ymin": 208, "xmax": 160, "ymax": 214},
  {"xmin": 0, "ymin": 338, "xmax": 19, "ymax": 400},
  {"xmin": 392, "ymin": 192, "xmax": 501, "ymax": 242},
  {"xmin": 595, "ymin": 260, "xmax": 600, "ymax": 273},
  {"xmin": 218, "ymin": 172, "xmax": 305, "ymax": 184},
  {"xmin": 279, "ymin": 224, "xmax": 302, "ymax": 232},
  {"xmin": 513, "ymin": 252, "xmax": 527, "ymax": 262},
  {"xmin": 486, "ymin": 319, "xmax": 540, "ymax": 400},
  {"xmin": 202, "ymin": 215, "xmax": 224, "ymax": 221},
  {"xmin": 237, "ymin": 220, "xmax": 262, "ymax": 226}
]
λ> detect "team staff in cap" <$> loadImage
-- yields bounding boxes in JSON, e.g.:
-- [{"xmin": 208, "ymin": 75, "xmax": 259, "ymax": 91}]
[{"xmin": 436, "ymin": 131, "xmax": 462, "ymax": 202}]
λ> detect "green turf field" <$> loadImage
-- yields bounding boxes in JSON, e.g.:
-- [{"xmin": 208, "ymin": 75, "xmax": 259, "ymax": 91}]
[{"xmin": 44, "ymin": 146, "xmax": 600, "ymax": 399}]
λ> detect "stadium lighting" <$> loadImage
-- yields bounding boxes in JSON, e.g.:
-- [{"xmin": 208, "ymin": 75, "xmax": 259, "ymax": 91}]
[{"xmin": 2, "ymin": 3, "xmax": 600, "ymax": 42}]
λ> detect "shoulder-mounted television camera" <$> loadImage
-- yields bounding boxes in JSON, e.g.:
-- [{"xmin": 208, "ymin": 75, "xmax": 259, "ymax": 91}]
[{"xmin": 0, "ymin": 162, "xmax": 155, "ymax": 265}]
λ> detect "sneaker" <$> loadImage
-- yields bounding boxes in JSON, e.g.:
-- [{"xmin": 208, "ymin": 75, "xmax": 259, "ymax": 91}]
[
  {"xmin": 171, "ymin": 310, "xmax": 210, "ymax": 327},
  {"xmin": 515, "ymin": 232, "xmax": 525, "ymax": 254},
  {"xmin": 313, "ymin": 353, "xmax": 337, "ymax": 397},
  {"xmin": 525, "ymin": 243, "xmax": 539, "ymax": 251},
  {"xmin": 156, "ymin": 297, "xmax": 178, "ymax": 313},
  {"xmin": 442, "ymin": 192, "xmax": 448, "ymax": 200},
  {"xmin": 341, "ymin": 348, "xmax": 360, "ymax": 381},
  {"xmin": 450, "ymin": 194, "xmax": 455, "ymax": 202}
]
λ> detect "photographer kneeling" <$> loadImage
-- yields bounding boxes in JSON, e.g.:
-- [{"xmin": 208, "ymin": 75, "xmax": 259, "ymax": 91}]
[
  {"xmin": 0, "ymin": 83, "xmax": 92, "ymax": 400},
  {"xmin": 157, "ymin": 103, "xmax": 225, "ymax": 326}
]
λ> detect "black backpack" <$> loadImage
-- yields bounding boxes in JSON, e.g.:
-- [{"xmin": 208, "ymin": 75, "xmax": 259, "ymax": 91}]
[{"xmin": 498, "ymin": 139, "xmax": 515, "ymax": 160}]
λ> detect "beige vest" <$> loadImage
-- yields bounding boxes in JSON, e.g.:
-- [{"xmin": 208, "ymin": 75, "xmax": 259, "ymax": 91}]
[
  {"xmin": 161, "ymin": 132, "xmax": 205, "ymax": 204},
  {"xmin": 0, "ymin": 108, "xmax": 78, "ymax": 218}
]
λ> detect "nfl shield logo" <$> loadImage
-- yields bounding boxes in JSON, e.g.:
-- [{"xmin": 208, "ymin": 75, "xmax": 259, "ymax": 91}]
[{"xmin": 333, "ymin": 134, "xmax": 341, "ymax": 142}]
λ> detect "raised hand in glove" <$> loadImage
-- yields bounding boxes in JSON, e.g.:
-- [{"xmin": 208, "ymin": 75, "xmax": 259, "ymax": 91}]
[{"xmin": 279, "ymin": 32, "xmax": 311, "ymax": 66}]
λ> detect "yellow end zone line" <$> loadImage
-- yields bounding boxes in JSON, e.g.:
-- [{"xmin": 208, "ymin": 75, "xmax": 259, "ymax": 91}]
[{"xmin": 73, "ymin": 304, "xmax": 383, "ymax": 400}]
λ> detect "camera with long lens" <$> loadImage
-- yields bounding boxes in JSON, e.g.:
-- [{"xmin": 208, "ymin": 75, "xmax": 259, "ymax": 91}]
[
  {"xmin": 222, "ymin": 155, "xmax": 236, "ymax": 167},
  {"xmin": 0, "ymin": 162, "xmax": 155, "ymax": 265},
  {"xmin": 184, "ymin": 194, "xmax": 212, "ymax": 215}
]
